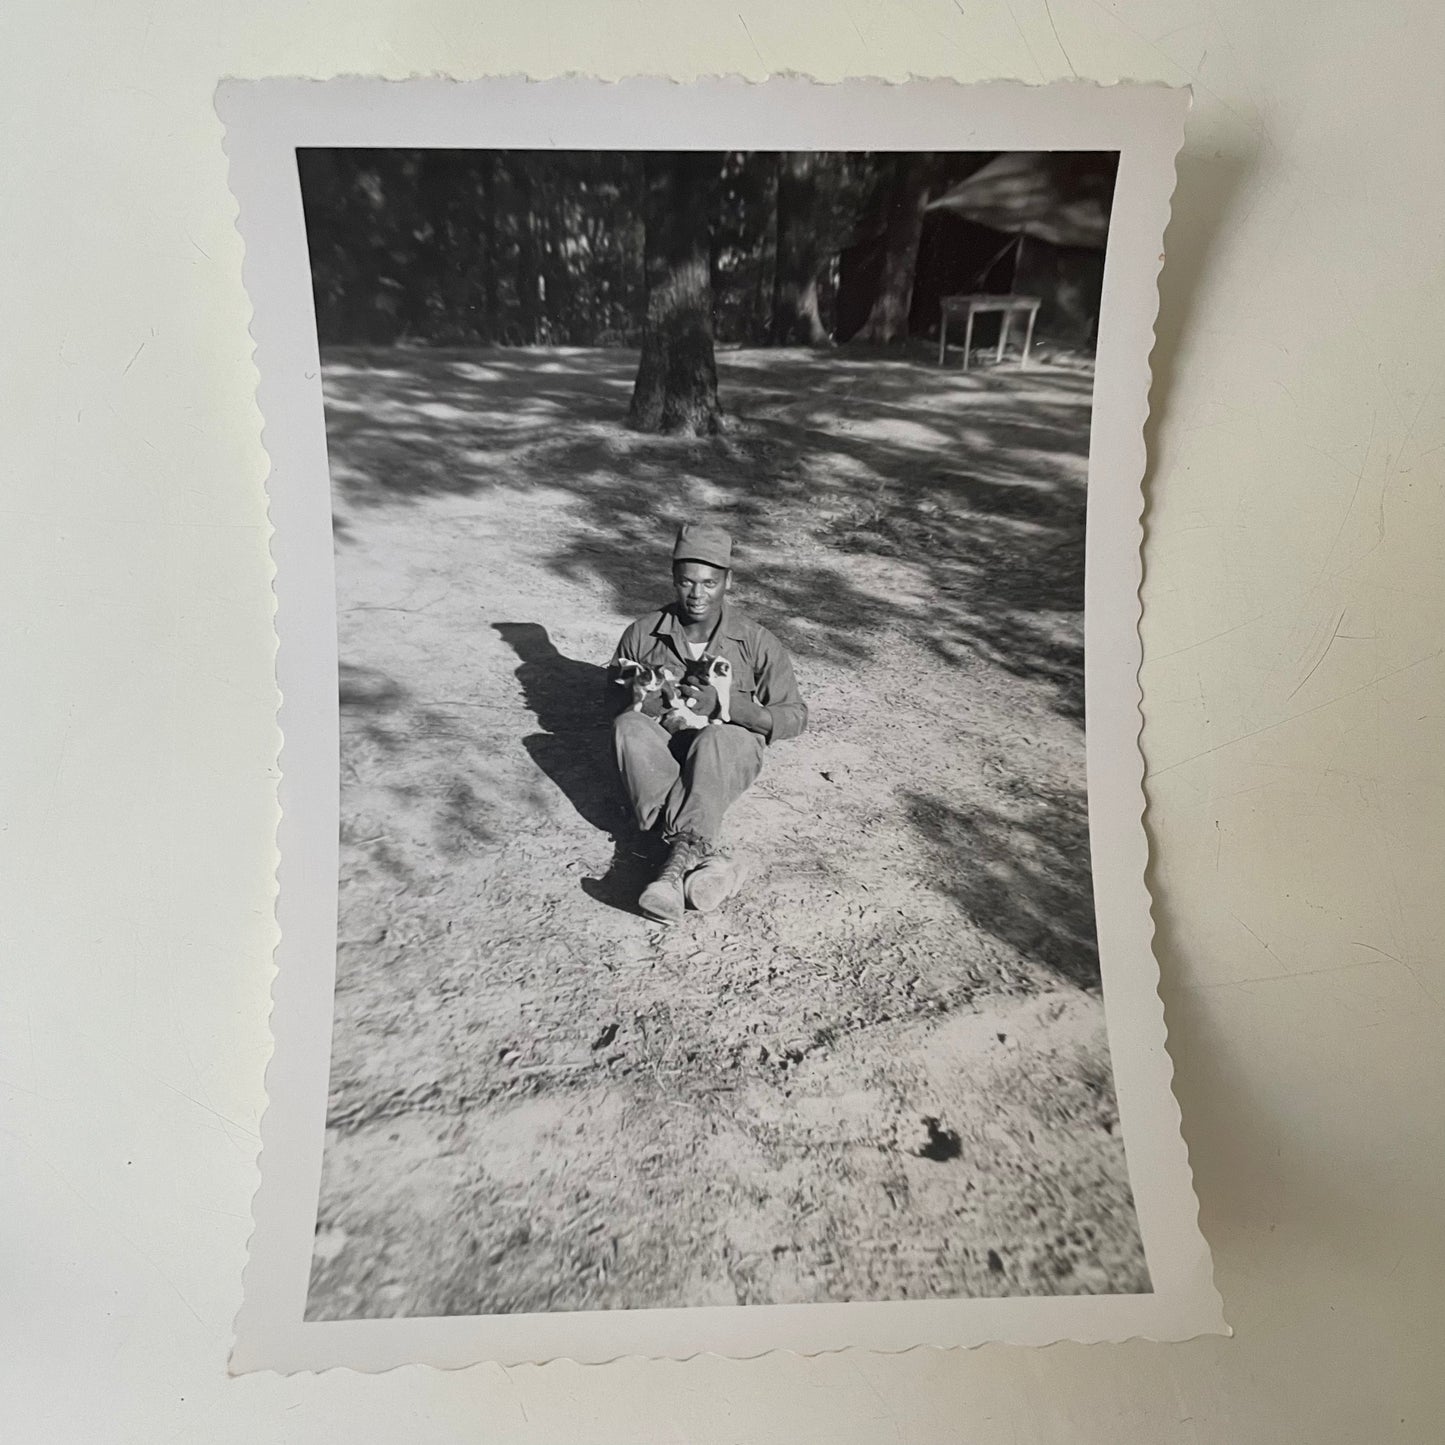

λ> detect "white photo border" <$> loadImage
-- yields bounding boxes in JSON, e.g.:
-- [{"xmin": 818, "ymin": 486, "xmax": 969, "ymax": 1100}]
[{"xmin": 220, "ymin": 76, "xmax": 1223, "ymax": 1373}]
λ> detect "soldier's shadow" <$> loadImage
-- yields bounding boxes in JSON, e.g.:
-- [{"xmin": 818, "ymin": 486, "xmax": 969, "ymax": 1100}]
[{"xmin": 492, "ymin": 622, "xmax": 660, "ymax": 914}]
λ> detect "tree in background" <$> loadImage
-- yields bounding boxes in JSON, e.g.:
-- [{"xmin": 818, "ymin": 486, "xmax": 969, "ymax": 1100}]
[
  {"xmin": 298, "ymin": 149, "xmax": 889, "ymax": 355},
  {"xmin": 295, "ymin": 147, "xmax": 1107, "ymax": 366},
  {"xmin": 769, "ymin": 152, "xmax": 829, "ymax": 346},
  {"xmin": 850, "ymin": 153, "xmax": 936, "ymax": 346},
  {"xmin": 627, "ymin": 152, "xmax": 723, "ymax": 436},
  {"xmin": 711, "ymin": 152, "xmax": 778, "ymax": 345},
  {"xmin": 477, "ymin": 153, "xmax": 500, "ymax": 339}
]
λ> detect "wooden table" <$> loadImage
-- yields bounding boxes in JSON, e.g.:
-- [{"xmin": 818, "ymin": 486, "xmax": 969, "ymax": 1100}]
[{"xmin": 938, "ymin": 294, "xmax": 1042, "ymax": 371}]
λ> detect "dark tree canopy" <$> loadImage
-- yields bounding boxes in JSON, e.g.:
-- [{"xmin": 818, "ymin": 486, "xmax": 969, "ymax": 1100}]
[
  {"xmin": 296, "ymin": 148, "xmax": 923, "ymax": 352},
  {"xmin": 296, "ymin": 147, "xmax": 1117, "ymax": 415}
]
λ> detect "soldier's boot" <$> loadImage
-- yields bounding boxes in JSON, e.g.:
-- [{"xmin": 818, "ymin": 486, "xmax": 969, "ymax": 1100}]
[
  {"xmin": 637, "ymin": 831, "xmax": 707, "ymax": 925},
  {"xmin": 684, "ymin": 852, "xmax": 751, "ymax": 914}
]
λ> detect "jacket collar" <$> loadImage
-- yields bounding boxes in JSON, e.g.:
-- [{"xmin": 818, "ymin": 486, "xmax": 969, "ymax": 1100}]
[{"xmin": 651, "ymin": 599, "xmax": 748, "ymax": 652}]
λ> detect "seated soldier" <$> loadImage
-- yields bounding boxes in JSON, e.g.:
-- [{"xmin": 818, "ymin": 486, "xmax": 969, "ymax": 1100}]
[{"xmin": 609, "ymin": 522, "xmax": 808, "ymax": 923}]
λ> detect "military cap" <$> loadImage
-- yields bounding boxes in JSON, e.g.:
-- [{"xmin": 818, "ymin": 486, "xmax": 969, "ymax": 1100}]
[{"xmin": 672, "ymin": 522, "xmax": 733, "ymax": 570}]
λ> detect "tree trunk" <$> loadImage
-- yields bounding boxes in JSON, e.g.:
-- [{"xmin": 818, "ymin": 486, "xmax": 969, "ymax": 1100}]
[
  {"xmin": 540, "ymin": 169, "xmax": 564, "ymax": 343},
  {"xmin": 628, "ymin": 153, "xmax": 722, "ymax": 436},
  {"xmin": 514, "ymin": 165, "xmax": 541, "ymax": 345},
  {"xmin": 768, "ymin": 152, "xmax": 829, "ymax": 346},
  {"xmin": 411, "ymin": 152, "xmax": 450, "ymax": 336},
  {"xmin": 479, "ymin": 154, "xmax": 499, "ymax": 341},
  {"xmin": 854, "ymin": 154, "xmax": 933, "ymax": 345}
]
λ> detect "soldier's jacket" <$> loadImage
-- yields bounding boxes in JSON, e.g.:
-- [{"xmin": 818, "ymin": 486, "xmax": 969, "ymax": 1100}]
[{"xmin": 609, "ymin": 600, "xmax": 808, "ymax": 743}]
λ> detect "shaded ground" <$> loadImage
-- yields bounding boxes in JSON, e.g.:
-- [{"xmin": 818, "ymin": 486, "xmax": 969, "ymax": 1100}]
[{"xmin": 306, "ymin": 345, "xmax": 1147, "ymax": 1319}]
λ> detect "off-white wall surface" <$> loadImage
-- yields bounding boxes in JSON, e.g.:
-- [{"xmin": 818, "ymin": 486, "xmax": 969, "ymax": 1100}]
[{"xmin": 2, "ymin": 3, "xmax": 1441, "ymax": 1441}]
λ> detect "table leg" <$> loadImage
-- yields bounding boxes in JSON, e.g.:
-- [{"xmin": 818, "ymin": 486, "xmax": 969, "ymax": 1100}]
[
  {"xmin": 1021, "ymin": 306, "xmax": 1037, "ymax": 369},
  {"xmin": 938, "ymin": 310, "xmax": 947, "ymax": 367},
  {"xmin": 962, "ymin": 307, "xmax": 975, "ymax": 372},
  {"xmin": 996, "ymin": 308, "xmax": 1012, "ymax": 364}
]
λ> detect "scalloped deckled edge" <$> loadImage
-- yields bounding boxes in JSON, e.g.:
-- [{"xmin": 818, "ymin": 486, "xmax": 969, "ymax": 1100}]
[{"xmin": 220, "ymin": 75, "xmax": 1222, "ymax": 1375}]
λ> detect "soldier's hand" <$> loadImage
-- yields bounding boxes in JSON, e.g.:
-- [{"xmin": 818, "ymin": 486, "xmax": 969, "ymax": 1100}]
[{"xmin": 678, "ymin": 682, "xmax": 719, "ymax": 719}]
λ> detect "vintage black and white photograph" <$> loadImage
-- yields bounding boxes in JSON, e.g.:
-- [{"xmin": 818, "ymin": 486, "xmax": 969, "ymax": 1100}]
[
  {"xmin": 224, "ymin": 77, "xmax": 1218, "ymax": 1370},
  {"xmin": 299, "ymin": 140, "xmax": 1152, "ymax": 1318}
]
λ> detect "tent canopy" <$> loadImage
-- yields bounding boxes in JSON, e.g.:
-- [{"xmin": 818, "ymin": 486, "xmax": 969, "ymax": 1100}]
[{"xmin": 925, "ymin": 151, "xmax": 1117, "ymax": 250}]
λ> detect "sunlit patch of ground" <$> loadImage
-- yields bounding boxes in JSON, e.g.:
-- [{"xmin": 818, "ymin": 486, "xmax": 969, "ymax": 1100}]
[{"xmin": 306, "ymin": 345, "xmax": 1148, "ymax": 1319}]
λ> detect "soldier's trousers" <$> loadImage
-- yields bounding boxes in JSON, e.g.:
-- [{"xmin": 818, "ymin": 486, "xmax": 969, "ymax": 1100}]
[{"xmin": 612, "ymin": 710, "xmax": 765, "ymax": 843}]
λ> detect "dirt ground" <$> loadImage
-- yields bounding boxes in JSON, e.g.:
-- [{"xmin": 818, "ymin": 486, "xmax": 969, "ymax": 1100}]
[{"xmin": 304, "ymin": 344, "xmax": 1149, "ymax": 1319}]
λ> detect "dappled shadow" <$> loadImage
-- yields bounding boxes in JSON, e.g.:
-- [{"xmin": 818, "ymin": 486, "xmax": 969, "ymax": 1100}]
[
  {"xmin": 338, "ymin": 661, "xmax": 502, "ymax": 871},
  {"xmin": 905, "ymin": 782, "xmax": 1101, "ymax": 991},
  {"xmin": 339, "ymin": 662, "xmax": 405, "ymax": 708},
  {"xmin": 492, "ymin": 622, "xmax": 627, "ymax": 840},
  {"xmin": 322, "ymin": 348, "xmax": 640, "ymax": 510},
  {"xmin": 324, "ymin": 345, "xmax": 1092, "ymax": 721}
]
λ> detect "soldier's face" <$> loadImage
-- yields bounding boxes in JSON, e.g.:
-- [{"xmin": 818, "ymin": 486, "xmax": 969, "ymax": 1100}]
[{"xmin": 673, "ymin": 562, "xmax": 729, "ymax": 627}]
